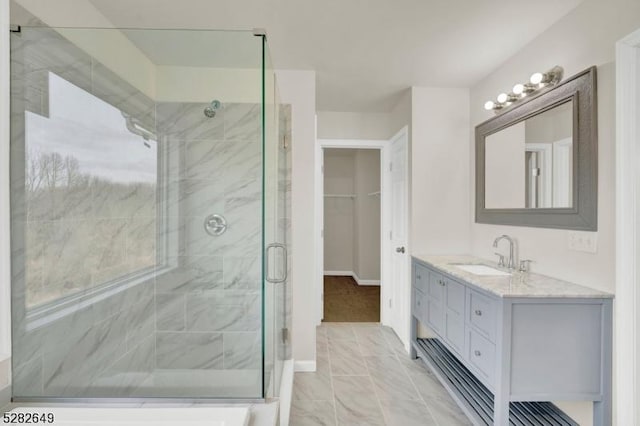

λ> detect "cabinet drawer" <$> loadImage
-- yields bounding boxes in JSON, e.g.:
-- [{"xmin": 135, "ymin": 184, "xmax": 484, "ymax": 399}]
[
  {"xmin": 446, "ymin": 280, "xmax": 465, "ymax": 314},
  {"xmin": 428, "ymin": 272, "xmax": 446, "ymax": 301},
  {"xmin": 468, "ymin": 329, "xmax": 496, "ymax": 383},
  {"xmin": 468, "ymin": 289, "xmax": 498, "ymax": 342},
  {"xmin": 445, "ymin": 312, "xmax": 464, "ymax": 354},
  {"xmin": 414, "ymin": 264, "xmax": 430, "ymax": 294},
  {"xmin": 427, "ymin": 298, "xmax": 444, "ymax": 334},
  {"xmin": 413, "ymin": 287, "xmax": 427, "ymax": 324}
]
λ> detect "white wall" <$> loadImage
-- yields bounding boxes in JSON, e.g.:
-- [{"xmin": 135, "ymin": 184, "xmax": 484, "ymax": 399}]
[
  {"xmin": 469, "ymin": 0, "xmax": 640, "ymax": 423},
  {"xmin": 389, "ymin": 90, "xmax": 411, "ymax": 138},
  {"xmin": 0, "ymin": 0, "xmax": 11, "ymax": 407},
  {"xmin": 275, "ymin": 69, "xmax": 318, "ymax": 367},
  {"xmin": 317, "ymin": 111, "xmax": 391, "ymax": 140},
  {"xmin": 323, "ymin": 149, "xmax": 356, "ymax": 273},
  {"xmin": 411, "ymin": 87, "xmax": 471, "ymax": 255}
]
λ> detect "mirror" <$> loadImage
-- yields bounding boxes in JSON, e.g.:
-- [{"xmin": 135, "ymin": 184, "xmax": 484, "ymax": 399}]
[
  {"xmin": 476, "ymin": 67, "xmax": 597, "ymax": 231},
  {"xmin": 485, "ymin": 100, "xmax": 573, "ymax": 209}
]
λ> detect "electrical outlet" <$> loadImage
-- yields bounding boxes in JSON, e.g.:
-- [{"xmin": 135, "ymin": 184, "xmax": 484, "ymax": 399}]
[{"xmin": 567, "ymin": 231, "xmax": 598, "ymax": 253}]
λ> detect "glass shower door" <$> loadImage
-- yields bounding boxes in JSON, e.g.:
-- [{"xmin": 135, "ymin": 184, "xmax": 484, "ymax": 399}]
[{"xmin": 262, "ymin": 39, "xmax": 290, "ymax": 398}]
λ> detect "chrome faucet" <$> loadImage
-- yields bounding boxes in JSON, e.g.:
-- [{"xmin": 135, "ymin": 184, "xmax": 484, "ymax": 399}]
[{"xmin": 493, "ymin": 235, "xmax": 517, "ymax": 270}]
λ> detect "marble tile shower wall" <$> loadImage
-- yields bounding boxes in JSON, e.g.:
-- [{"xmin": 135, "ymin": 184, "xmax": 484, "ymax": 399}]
[
  {"xmin": 153, "ymin": 101, "xmax": 263, "ymax": 380},
  {"xmin": 10, "ymin": 29, "xmax": 157, "ymax": 398}
]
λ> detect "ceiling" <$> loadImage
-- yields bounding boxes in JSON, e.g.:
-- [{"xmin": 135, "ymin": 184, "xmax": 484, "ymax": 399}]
[{"xmin": 88, "ymin": 0, "xmax": 583, "ymax": 112}]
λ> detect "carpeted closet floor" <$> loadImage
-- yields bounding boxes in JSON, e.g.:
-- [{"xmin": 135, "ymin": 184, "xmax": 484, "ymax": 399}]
[{"xmin": 323, "ymin": 275, "xmax": 380, "ymax": 322}]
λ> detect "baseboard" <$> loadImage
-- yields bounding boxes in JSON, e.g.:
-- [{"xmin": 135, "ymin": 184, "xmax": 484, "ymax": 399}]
[
  {"xmin": 352, "ymin": 272, "xmax": 380, "ymax": 286},
  {"xmin": 324, "ymin": 271, "xmax": 380, "ymax": 286},
  {"xmin": 279, "ymin": 360, "xmax": 294, "ymax": 426},
  {"xmin": 323, "ymin": 270, "xmax": 353, "ymax": 276},
  {"xmin": 294, "ymin": 360, "xmax": 316, "ymax": 372}
]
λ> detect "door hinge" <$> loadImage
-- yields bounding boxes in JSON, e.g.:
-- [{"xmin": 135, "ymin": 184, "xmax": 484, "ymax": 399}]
[
  {"xmin": 321, "ymin": 165, "xmax": 324, "ymax": 174},
  {"xmin": 389, "ymin": 162, "xmax": 393, "ymax": 172},
  {"xmin": 321, "ymin": 229, "xmax": 324, "ymax": 238},
  {"xmin": 389, "ymin": 230, "xmax": 393, "ymax": 240},
  {"xmin": 282, "ymin": 327, "xmax": 289, "ymax": 344},
  {"xmin": 389, "ymin": 299, "xmax": 392, "ymax": 308}
]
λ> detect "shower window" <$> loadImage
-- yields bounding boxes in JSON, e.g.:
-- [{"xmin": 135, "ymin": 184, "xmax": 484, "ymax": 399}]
[{"xmin": 23, "ymin": 71, "xmax": 161, "ymax": 310}]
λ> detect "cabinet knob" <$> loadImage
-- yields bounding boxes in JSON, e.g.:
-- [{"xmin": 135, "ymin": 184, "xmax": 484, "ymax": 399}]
[
  {"xmin": 475, "ymin": 310, "xmax": 482, "ymax": 316},
  {"xmin": 474, "ymin": 350, "xmax": 481, "ymax": 357},
  {"xmin": 417, "ymin": 275, "xmax": 421, "ymax": 280},
  {"xmin": 417, "ymin": 301, "xmax": 421, "ymax": 306}
]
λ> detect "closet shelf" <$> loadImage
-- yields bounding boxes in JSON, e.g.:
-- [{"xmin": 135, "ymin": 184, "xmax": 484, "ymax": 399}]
[{"xmin": 324, "ymin": 194, "xmax": 356, "ymax": 198}]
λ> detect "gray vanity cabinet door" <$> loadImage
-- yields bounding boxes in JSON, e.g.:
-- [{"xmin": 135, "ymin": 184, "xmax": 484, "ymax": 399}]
[
  {"xmin": 468, "ymin": 328, "xmax": 496, "ymax": 385},
  {"xmin": 414, "ymin": 264, "xmax": 430, "ymax": 294},
  {"xmin": 428, "ymin": 272, "xmax": 446, "ymax": 301},
  {"xmin": 468, "ymin": 289, "xmax": 498, "ymax": 342},
  {"xmin": 446, "ymin": 280, "xmax": 465, "ymax": 314},
  {"xmin": 427, "ymin": 298, "xmax": 444, "ymax": 335},
  {"xmin": 444, "ymin": 280, "xmax": 466, "ymax": 354},
  {"xmin": 445, "ymin": 312, "xmax": 464, "ymax": 354},
  {"xmin": 413, "ymin": 287, "xmax": 428, "ymax": 324},
  {"xmin": 425, "ymin": 271, "xmax": 446, "ymax": 335}
]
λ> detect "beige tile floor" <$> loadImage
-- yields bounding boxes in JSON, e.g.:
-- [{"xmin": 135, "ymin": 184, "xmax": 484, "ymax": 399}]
[{"xmin": 290, "ymin": 323, "xmax": 472, "ymax": 426}]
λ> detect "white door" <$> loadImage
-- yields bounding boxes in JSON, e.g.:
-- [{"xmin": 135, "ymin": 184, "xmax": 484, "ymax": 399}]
[{"xmin": 388, "ymin": 127, "xmax": 409, "ymax": 347}]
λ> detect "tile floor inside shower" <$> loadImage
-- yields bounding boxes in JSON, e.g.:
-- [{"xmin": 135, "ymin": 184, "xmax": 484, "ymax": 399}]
[{"xmin": 290, "ymin": 322, "xmax": 471, "ymax": 426}]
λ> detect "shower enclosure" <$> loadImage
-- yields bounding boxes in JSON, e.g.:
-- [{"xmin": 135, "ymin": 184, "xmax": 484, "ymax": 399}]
[{"xmin": 9, "ymin": 26, "xmax": 291, "ymax": 400}]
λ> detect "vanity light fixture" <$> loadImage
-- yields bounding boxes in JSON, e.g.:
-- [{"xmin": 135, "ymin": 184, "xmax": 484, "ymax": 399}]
[
  {"xmin": 484, "ymin": 101, "xmax": 496, "ymax": 111},
  {"xmin": 512, "ymin": 83, "xmax": 525, "ymax": 95},
  {"xmin": 484, "ymin": 66, "xmax": 564, "ymax": 114}
]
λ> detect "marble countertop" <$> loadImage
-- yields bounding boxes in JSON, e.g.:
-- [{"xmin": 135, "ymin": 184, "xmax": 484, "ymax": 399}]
[{"xmin": 412, "ymin": 254, "xmax": 614, "ymax": 299}]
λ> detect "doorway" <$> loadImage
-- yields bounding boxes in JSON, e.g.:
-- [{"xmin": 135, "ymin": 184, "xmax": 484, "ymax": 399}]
[
  {"xmin": 316, "ymin": 127, "xmax": 410, "ymax": 348},
  {"xmin": 323, "ymin": 148, "xmax": 381, "ymax": 322}
]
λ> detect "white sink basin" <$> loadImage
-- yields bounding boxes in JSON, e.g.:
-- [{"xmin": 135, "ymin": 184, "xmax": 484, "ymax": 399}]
[{"xmin": 452, "ymin": 264, "xmax": 511, "ymax": 276}]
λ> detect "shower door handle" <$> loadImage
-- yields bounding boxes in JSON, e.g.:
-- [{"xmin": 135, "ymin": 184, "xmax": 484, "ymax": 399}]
[{"xmin": 265, "ymin": 243, "xmax": 287, "ymax": 283}]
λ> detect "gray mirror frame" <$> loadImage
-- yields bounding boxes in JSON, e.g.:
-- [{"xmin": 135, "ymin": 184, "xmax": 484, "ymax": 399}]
[{"xmin": 475, "ymin": 66, "xmax": 598, "ymax": 231}]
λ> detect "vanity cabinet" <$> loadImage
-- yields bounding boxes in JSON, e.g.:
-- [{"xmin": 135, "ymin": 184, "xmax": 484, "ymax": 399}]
[{"xmin": 410, "ymin": 256, "xmax": 613, "ymax": 426}]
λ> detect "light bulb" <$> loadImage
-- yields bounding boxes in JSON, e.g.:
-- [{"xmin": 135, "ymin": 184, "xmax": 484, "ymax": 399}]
[
  {"xmin": 497, "ymin": 93, "xmax": 508, "ymax": 103},
  {"xmin": 530, "ymin": 72, "xmax": 544, "ymax": 85},
  {"xmin": 512, "ymin": 84, "xmax": 524, "ymax": 95},
  {"xmin": 484, "ymin": 100, "xmax": 495, "ymax": 110}
]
